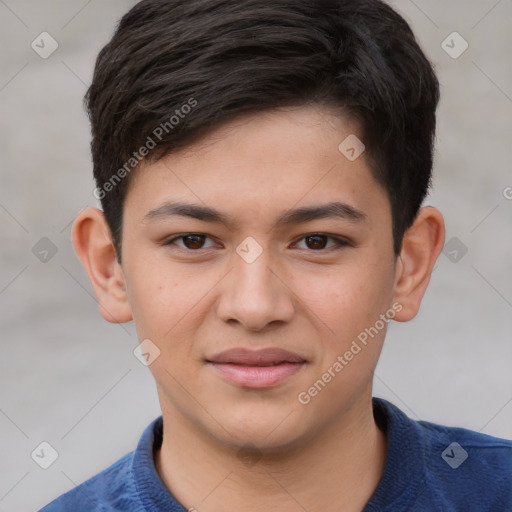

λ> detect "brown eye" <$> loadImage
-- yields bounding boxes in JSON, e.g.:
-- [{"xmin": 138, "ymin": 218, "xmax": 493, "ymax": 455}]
[
  {"xmin": 304, "ymin": 235, "xmax": 328, "ymax": 250},
  {"xmin": 294, "ymin": 234, "xmax": 350, "ymax": 251},
  {"xmin": 181, "ymin": 234, "xmax": 206, "ymax": 249},
  {"xmin": 165, "ymin": 234, "xmax": 216, "ymax": 250}
]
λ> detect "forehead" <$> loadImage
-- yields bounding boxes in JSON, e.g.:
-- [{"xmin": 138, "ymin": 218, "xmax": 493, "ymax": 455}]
[{"xmin": 123, "ymin": 106, "xmax": 389, "ymax": 226}]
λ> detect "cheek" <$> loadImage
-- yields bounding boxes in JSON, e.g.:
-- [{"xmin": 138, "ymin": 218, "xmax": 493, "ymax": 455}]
[
  {"xmin": 125, "ymin": 260, "xmax": 198, "ymax": 340},
  {"xmin": 296, "ymin": 260, "xmax": 394, "ymax": 340},
  {"xmin": 125, "ymin": 263, "xmax": 228, "ymax": 370}
]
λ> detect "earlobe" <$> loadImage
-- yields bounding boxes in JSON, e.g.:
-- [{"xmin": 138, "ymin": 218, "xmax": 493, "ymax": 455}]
[
  {"xmin": 71, "ymin": 207, "xmax": 133, "ymax": 324},
  {"xmin": 392, "ymin": 207, "xmax": 445, "ymax": 322}
]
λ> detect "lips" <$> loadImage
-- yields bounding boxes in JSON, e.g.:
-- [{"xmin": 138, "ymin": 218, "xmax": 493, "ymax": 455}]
[
  {"xmin": 207, "ymin": 348, "xmax": 306, "ymax": 365},
  {"xmin": 206, "ymin": 348, "xmax": 307, "ymax": 388}
]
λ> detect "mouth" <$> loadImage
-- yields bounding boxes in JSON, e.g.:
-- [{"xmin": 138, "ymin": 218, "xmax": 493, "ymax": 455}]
[{"xmin": 206, "ymin": 348, "xmax": 307, "ymax": 388}]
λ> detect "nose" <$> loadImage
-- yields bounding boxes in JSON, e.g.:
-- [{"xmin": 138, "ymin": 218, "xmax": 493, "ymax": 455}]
[{"xmin": 215, "ymin": 246, "xmax": 295, "ymax": 332}]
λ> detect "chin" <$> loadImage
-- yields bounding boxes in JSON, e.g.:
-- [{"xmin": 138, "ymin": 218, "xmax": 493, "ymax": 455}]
[{"xmin": 212, "ymin": 408, "xmax": 308, "ymax": 453}]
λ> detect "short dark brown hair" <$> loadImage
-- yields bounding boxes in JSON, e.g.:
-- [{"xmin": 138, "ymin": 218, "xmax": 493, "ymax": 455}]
[{"xmin": 85, "ymin": 0, "xmax": 440, "ymax": 261}]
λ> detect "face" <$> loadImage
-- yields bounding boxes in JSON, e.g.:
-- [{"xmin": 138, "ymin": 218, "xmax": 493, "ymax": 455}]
[{"xmin": 120, "ymin": 106, "xmax": 399, "ymax": 451}]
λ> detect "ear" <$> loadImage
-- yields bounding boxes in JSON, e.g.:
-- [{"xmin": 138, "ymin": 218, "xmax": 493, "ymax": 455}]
[
  {"xmin": 71, "ymin": 207, "xmax": 133, "ymax": 324},
  {"xmin": 392, "ymin": 206, "xmax": 445, "ymax": 322}
]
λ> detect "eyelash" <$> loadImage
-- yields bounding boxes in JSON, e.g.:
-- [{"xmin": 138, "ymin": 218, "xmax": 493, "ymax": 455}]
[{"xmin": 163, "ymin": 233, "xmax": 351, "ymax": 253}]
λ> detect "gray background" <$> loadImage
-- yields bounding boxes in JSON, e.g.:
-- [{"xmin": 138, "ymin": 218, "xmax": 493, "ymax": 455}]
[{"xmin": 0, "ymin": 1, "xmax": 511, "ymax": 510}]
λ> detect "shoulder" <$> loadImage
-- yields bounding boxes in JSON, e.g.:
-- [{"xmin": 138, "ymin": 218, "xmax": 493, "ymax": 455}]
[
  {"xmin": 419, "ymin": 420, "xmax": 511, "ymax": 510},
  {"xmin": 371, "ymin": 398, "xmax": 512, "ymax": 511},
  {"xmin": 418, "ymin": 418, "xmax": 512, "ymax": 493},
  {"xmin": 38, "ymin": 451, "xmax": 142, "ymax": 512},
  {"xmin": 39, "ymin": 416, "xmax": 164, "ymax": 512},
  {"xmin": 418, "ymin": 413, "xmax": 512, "ymax": 473}
]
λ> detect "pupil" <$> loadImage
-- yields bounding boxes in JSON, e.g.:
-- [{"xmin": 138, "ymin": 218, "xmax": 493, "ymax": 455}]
[
  {"xmin": 306, "ymin": 235, "xmax": 327, "ymax": 250},
  {"xmin": 184, "ymin": 235, "xmax": 204, "ymax": 249}
]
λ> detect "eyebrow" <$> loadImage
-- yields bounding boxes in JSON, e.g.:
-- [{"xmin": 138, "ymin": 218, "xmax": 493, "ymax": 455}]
[{"xmin": 143, "ymin": 200, "xmax": 367, "ymax": 229}]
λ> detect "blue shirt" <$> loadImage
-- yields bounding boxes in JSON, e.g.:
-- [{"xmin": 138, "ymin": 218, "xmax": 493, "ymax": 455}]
[{"xmin": 40, "ymin": 398, "xmax": 512, "ymax": 511}]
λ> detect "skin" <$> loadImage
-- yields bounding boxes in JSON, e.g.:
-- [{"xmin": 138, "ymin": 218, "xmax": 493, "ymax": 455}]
[{"xmin": 72, "ymin": 106, "xmax": 445, "ymax": 512}]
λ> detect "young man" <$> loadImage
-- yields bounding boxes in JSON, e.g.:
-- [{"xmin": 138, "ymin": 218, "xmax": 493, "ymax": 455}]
[{"xmin": 41, "ymin": 0, "xmax": 512, "ymax": 510}]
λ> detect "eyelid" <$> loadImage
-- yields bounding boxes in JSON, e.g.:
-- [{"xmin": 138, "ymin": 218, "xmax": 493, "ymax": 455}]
[
  {"xmin": 291, "ymin": 233, "xmax": 352, "ymax": 250},
  {"xmin": 164, "ymin": 233, "xmax": 219, "ymax": 250}
]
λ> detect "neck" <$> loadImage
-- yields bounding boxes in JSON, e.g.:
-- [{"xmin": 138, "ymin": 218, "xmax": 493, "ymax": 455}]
[{"xmin": 154, "ymin": 397, "xmax": 387, "ymax": 512}]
